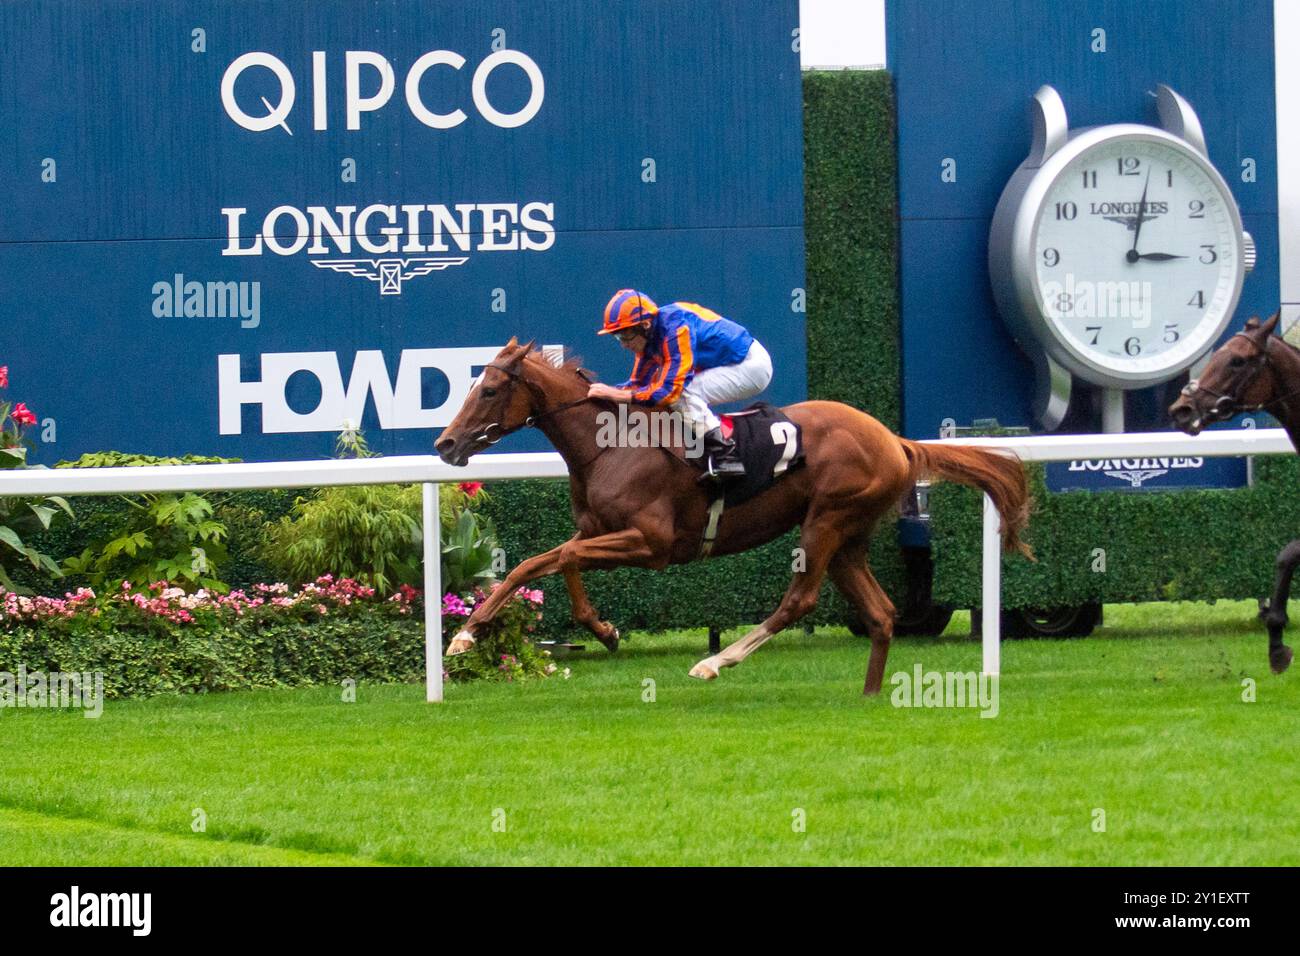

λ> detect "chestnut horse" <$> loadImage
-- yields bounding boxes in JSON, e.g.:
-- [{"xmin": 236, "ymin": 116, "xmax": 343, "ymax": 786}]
[
  {"xmin": 1170, "ymin": 311, "xmax": 1297, "ymax": 674},
  {"xmin": 435, "ymin": 339, "xmax": 1032, "ymax": 693}
]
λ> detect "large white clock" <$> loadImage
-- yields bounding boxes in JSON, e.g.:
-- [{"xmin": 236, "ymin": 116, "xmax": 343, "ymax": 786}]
[{"xmin": 989, "ymin": 84, "xmax": 1254, "ymax": 431}]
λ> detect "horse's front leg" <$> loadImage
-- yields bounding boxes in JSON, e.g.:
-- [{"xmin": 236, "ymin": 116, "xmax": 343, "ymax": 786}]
[
  {"xmin": 446, "ymin": 529, "xmax": 661, "ymax": 654},
  {"xmin": 1262, "ymin": 539, "xmax": 1300, "ymax": 674},
  {"xmin": 564, "ymin": 567, "xmax": 620, "ymax": 652}
]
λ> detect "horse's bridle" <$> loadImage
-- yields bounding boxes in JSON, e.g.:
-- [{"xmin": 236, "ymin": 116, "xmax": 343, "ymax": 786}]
[
  {"xmin": 469, "ymin": 362, "xmax": 594, "ymax": 445},
  {"xmin": 1179, "ymin": 331, "xmax": 1300, "ymax": 421}
]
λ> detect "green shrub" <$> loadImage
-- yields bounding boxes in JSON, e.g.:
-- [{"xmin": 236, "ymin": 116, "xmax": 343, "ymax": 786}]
[
  {"xmin": 441, "ymin": 506, "xmax": 500, "ymax": 596},
  {"xmin": 261, "ymin": 483, "xmax": 426, "ymax": 594},
  {"xmin": 55, "ymin": 452, "xmax": 238, "ymax": 594}
]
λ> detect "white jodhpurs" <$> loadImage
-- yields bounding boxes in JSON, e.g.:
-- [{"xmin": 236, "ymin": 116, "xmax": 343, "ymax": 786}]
[{"xmin": 671, "ymin": 340, "xmax": 773, "ymax": 434}]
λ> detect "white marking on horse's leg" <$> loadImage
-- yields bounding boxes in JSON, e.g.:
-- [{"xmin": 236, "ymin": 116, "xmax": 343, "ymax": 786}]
[
  {"xmin": 446, "ymin": 629, "xmax": 477, "ymax": 656},
  {"xmin": 716, "ymin": 624, "xmax": 773, "ymax": 667},
  {"xmin": 688, "ymin": 658, "xmax": 720, "ymax": 680},
  {"xmin": 688, "ymin": 624, "xmax": 774, "ymax": 680}
]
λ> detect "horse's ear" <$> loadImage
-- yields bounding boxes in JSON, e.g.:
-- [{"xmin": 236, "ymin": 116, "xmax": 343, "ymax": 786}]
[
  {"xmin": 503, "ymin": 335, "xmax": 519, "ymax": 352},
  {"xmin": 504, "ymin": 337, "xmax": 534, "ymax": 367},
  {"xmin": 1245, "ymin": 316, "xmax": 1261, "ymax": 330},
  {"xmin": 521, "ymin": 338, "xmax": 537, "ymax": 353},
  {"xmin": 1261, "ymin": 311, "xmax": 1281, "ymax": 336}
]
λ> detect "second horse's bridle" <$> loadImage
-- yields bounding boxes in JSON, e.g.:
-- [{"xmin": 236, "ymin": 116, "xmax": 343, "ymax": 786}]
[{"xmin": 1179, "ymin": 331, "xmax": 1300, "ymax": 421}]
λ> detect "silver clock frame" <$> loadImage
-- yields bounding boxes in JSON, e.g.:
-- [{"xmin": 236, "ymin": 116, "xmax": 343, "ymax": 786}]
[{"xmin": 988, "ymin": 84, "xmax": 1254, "ymax": 430}]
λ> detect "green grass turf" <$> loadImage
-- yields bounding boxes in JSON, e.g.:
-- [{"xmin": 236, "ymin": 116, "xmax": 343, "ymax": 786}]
[{"xmin": 1, "ymin": 600, "xmax": 1297, "ymax": 866}]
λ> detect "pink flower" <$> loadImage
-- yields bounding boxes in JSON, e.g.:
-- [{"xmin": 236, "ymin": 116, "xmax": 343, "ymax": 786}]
[
  {"xmin": 10, "ymin": 403, "xmax": 36, "ymax": 427},
  {"xmin": 0, "ymin": 366, "xmax": 7, "ymax": 388},
  {"xmin": 442, "ymin": 592, "xmax": 470, "ymax": 617},
  {"xmin": 458, "ymin": 481, "xmax": 483, "ymax": 497}
]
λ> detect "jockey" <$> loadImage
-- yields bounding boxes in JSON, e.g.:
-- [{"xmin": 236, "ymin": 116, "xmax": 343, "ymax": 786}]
[{"xmin": 588, "ymin": 289, "xmax": 773, "ymax": 479}]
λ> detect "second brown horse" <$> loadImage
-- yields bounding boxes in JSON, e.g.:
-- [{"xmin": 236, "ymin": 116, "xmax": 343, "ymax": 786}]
[{"xmin": 435, "ymin": 339, "xmax": 1032, "ymax": 693}]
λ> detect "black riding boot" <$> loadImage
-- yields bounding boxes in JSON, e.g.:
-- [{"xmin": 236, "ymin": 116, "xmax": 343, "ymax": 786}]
[{"xmin": 702, "ymin": 427, "xmax": 746, "ymax": 481}]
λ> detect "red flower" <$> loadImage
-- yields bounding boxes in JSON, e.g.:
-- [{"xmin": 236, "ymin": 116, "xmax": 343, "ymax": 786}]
[
  {"xmin": 0, "ymin": 366, "xmax": 7, "ymax": 388},
  {"xmin": 458, "ymin": 481, "xmax": 483, "ymax": 497},
  {"xmin": 10, "ymin": 403, "xmax": 36, "ymax": 427}
]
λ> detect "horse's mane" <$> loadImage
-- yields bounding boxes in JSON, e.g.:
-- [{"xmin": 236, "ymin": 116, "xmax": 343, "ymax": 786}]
[{"xmin": 524, "ymin": 346, "xmax": 600, "ymax": 383}]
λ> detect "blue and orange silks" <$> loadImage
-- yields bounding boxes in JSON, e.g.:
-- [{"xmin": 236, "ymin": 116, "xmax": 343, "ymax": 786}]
[{"xmin": 617, "ymin": 302, "xmax": 754, "ymax": 407}]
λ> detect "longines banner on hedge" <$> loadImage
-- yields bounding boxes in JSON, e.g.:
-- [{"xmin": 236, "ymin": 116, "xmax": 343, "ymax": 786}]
[{"xmin": 0, "ymin": 0, "xmax": 806, "ymax": 461}]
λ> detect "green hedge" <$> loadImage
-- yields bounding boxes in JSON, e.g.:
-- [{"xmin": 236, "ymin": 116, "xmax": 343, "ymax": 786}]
[
  {"xmin": 930, "ymin": 454, "xmax": 1300, "ymax": 608},
  {"xmin": 0, "ymin": 609, "xmax": 423, "ymax": 699},
  {"xmin": 804, "ymin": 70, "xmax": 900, "ymax": 431}
]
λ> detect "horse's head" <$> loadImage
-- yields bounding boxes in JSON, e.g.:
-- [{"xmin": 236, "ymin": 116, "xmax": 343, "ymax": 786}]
[
  {"xmin": 435, "ymin": 337, "xmax": 538, "ymax": 466},
  {"xmin": 1170, "ymin": 312, "xmax": 1281, "ymax": 435}
]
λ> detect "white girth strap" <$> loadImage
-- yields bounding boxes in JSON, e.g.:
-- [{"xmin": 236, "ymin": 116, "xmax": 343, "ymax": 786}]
[{"xmin": 698, "ymin": 497, "xmax": 726, "ymax": 559}]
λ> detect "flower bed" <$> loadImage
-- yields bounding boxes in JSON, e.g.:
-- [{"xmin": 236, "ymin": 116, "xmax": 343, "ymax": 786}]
[{"xmin": 0, "ymin": 576, "xmax": 553, "ymax": 699}]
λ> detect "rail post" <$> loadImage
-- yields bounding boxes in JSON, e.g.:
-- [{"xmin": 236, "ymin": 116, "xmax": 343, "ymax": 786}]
[
  {"xmin": 982, "ymin": 493, "xmax": 1001, "ymax": 677},
  {"xmin": 423, "ymin": 482, "xmax": 443, "ymax": 703}
]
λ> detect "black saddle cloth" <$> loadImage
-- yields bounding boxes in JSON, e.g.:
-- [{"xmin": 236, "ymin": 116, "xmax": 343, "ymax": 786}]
[{"xmin": 716, "ymin": 402, "xmax": 806, "ymax": 507}]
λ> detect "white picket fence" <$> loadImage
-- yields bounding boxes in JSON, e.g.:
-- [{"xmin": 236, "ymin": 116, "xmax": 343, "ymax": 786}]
[{"xmin": 0, "ymin": 428, "xmax": 1291, "ymax": 698}]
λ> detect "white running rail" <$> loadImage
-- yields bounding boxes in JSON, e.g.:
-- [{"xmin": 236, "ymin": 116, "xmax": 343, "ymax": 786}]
[
  {"xmin": 1, "ymin": 429, "xmax": 1291, "ymax": 697},
  {"xmin": 922, "ymin": 427, "xmax": 1295, "ymax": 677}
]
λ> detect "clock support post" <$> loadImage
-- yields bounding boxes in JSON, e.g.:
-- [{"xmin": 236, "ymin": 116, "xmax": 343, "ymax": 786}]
[
  {"xmin": 1031, "ymin": 349, "xmax": 1072, "ymax": 431},
  {"xmin": 1101, "ymin": 387, "xmax": 1125, "ymax": 433}
]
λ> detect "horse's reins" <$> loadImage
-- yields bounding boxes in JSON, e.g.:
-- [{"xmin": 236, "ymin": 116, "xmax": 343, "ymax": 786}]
[
  {"xmin": 467, "ymin": 357, "xmax": 700, "ymax": 473},
  {"xmin": 468, "ymin": 362, "xmax": 594, "ymax": 445},
  {"xmin": 1181, "ymin": 331, "xmax": 1300, "ymax": 420}
]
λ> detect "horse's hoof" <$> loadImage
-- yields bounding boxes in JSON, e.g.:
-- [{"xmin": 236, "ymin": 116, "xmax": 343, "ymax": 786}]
[
  {"xmin": 1270, "ymin": 645, "xmax": 1293, "ymax": 674},
  {"xmin": 689, "ymin": 661, "xmax": 719, "ymax": 681},
  {"xmin": 596, "ymin": 624, "xmax": 620, "ymax": 653},
  {"xmin": 446, "ymin": 631, "xmax": 476, "ymax": 656}
]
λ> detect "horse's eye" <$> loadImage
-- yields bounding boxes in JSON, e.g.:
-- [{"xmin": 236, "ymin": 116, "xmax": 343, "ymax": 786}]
[
  {"xmin": 482, "ymin": 387, "xmax": 497, "ymax": 398},
  {"xmin": 1229, "ymin": 356, "xmax": 1245, "ymax": 368}
]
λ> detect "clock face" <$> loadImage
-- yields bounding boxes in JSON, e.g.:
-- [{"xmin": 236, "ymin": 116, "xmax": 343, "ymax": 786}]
[{"xmin": 1032, "ymin": 133, "xmax": 1241, "ymax": 380}]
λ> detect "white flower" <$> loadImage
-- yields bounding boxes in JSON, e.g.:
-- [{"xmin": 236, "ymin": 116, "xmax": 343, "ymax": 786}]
[{"xmin": 562, "ymin": 668, "xmax": 571, "ymax": 680}]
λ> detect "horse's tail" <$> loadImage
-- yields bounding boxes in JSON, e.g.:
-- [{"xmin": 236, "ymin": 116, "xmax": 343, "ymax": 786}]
[{"xmin": 899, "ymin": 439, "xmax": 1034, "ymax": 560}]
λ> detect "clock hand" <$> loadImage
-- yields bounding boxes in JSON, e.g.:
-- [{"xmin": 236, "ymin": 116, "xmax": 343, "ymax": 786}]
[
  {"xmin": 1128, "ymin": 167, "xmax": 1152, "ymax": 260},
  {"xmin": 1132, "ymin": 252, "xmax": 1187, "ymax": 261}
]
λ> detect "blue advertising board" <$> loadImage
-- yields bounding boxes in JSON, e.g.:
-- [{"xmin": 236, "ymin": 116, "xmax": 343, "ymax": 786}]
[
  {"xmin": 887, "ymin": 0, "xmax": 1279, "ymax": 492},
  {"xmin": 0, "ymin": 0, "xmax": 806, "ymax": 462}
]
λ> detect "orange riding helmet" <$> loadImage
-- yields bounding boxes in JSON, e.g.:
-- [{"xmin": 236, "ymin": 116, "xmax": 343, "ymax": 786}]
[{"xmin": 599, "ymin": 289, "xmax": 658, "ymax": 335}]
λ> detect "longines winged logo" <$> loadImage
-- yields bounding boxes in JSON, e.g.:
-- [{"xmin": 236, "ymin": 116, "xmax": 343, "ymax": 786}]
[
  {"xmin": 221, "ymin": 201, "xmax": 556, "ymax": 295},
  {"xmin": 312, "ymin": 257, "xmax": 469, "ymax": 295},
  {"xmin": 1102, "ymin": 467, "xmax": 1169, "ymax": 488}
]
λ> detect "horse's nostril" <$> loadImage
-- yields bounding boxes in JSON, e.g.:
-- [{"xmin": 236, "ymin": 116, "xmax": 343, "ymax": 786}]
[{"xmin": 435, "ymin": 437, "xmax": 455, "ymax": 454}]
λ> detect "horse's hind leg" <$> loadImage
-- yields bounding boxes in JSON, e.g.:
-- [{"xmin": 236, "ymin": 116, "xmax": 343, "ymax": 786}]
[
  {"xmin": 564, "ymin": 568, "xmax": 620, "ymax": 652},
  {"xmin": 1262, "ymin": 539, "xmax": 1300, "ymax": 673},
  {"xmin": 689, "ymin": 517, "xmax": 842, "ymax": 680},
  {"xmin": 828, "ymin": 542, "xmax": 896, "ymax": 695}
]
